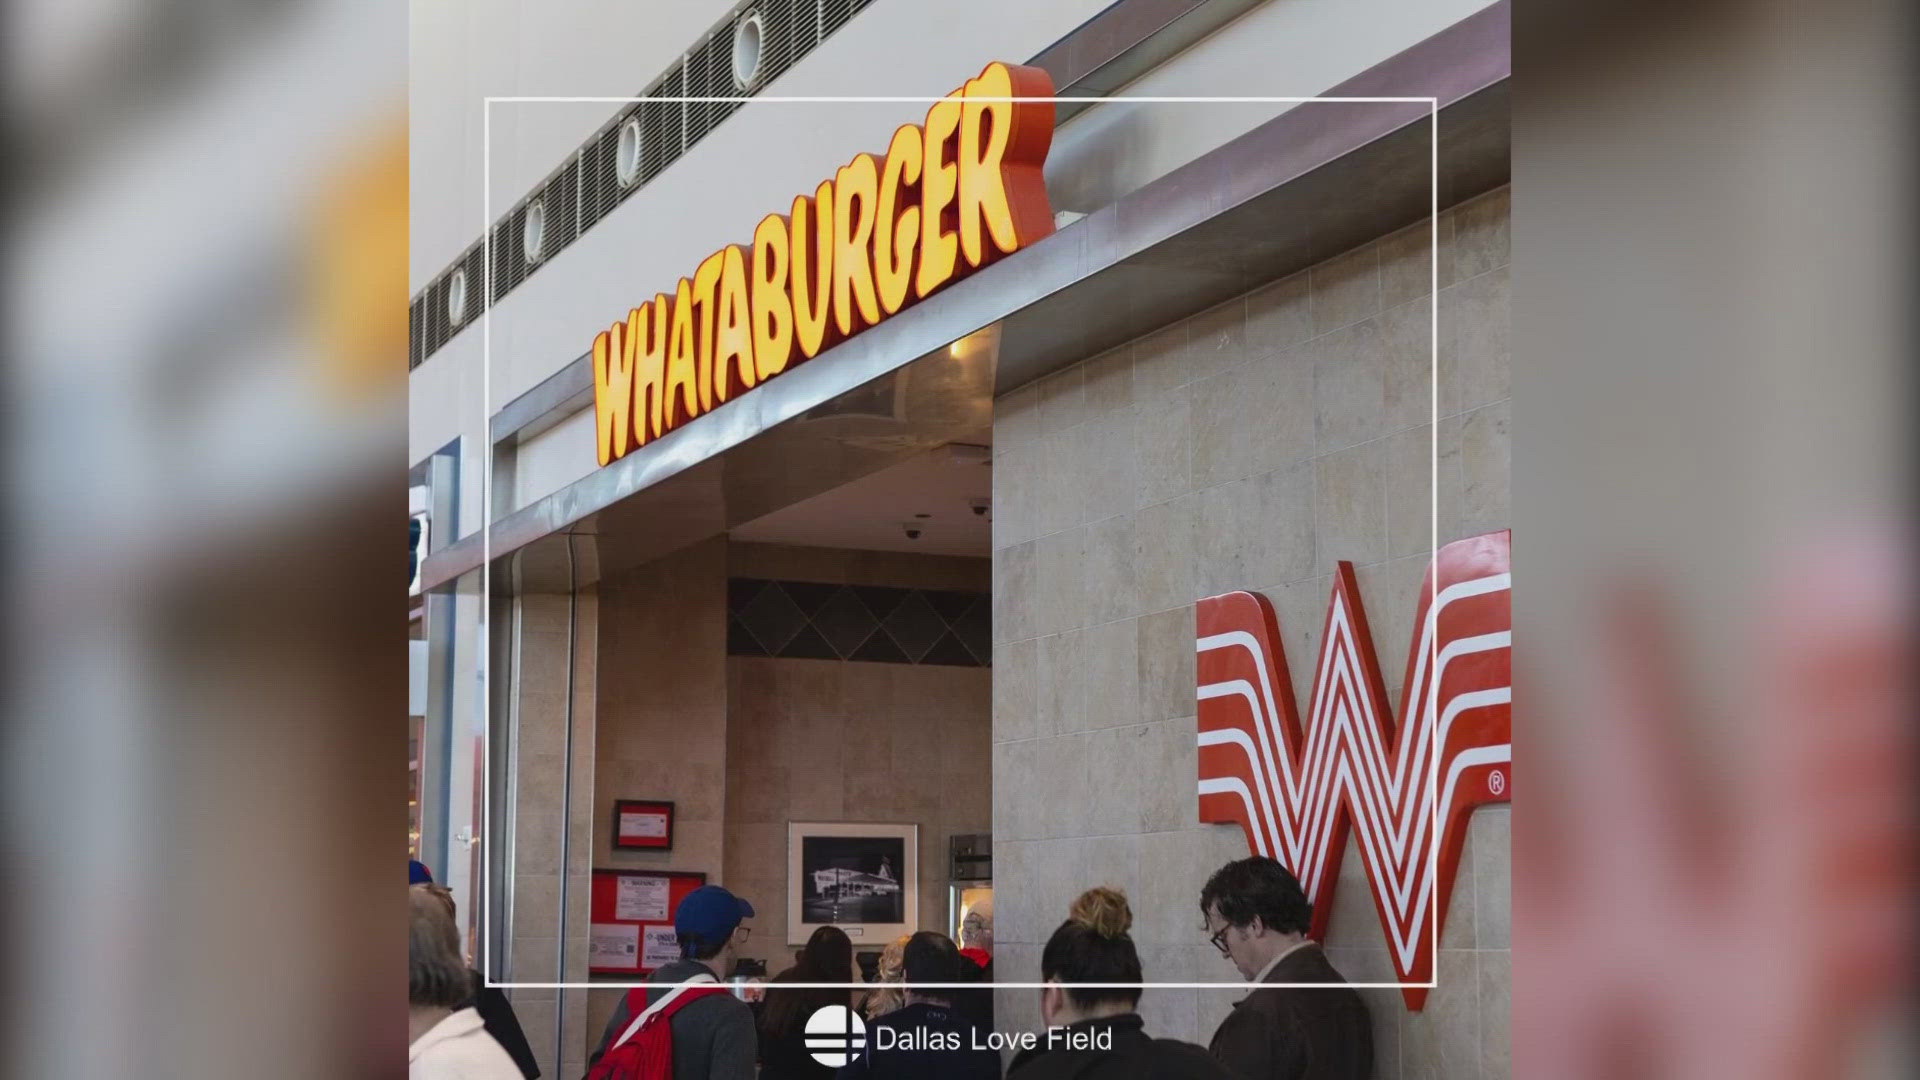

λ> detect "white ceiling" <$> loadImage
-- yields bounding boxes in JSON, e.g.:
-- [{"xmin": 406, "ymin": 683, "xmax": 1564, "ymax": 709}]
[{"xmin": 728, "ymin": 434, "xmax": 994, "ymax": 556}]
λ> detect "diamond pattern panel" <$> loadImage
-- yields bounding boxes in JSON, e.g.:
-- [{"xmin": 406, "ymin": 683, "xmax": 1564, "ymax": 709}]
[
  {"xmin": 738, "ymin": 581, "xmax": 808, "ymax": 654},
  {"xmin": 811, "ymin": 588, "xmax": 879, "ymax": 657},
  {"xmin": 726, "ymin": 578, "xmax": 990, "ymax": 667},
  {"xmin": 880, "ymin": 591, "xmax": 945, "ymax": 662}
]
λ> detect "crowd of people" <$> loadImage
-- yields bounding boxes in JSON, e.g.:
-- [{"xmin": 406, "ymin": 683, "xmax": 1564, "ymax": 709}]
[{"xmin": 409, "ymin": 856, "xmax": 1372, "ymax": 1080}]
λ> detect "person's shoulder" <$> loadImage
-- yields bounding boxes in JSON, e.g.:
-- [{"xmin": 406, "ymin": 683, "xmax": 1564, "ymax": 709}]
[
  {"xmin": 1209, "ymin": 995, "xmax": 1276, "ymax": 1050},
  {"xmin": 696, "ymin": 989, "xmax": 754, "ymax": 1017},
  {"xmin": 1013, "ymin": 1045, "xmax": 1059, "ymax": 1076},
  {"xmin": 675, "ymin": 984, "xmax": 753, "ymax": 1030},
  {"xmin": 1150, "ymin": 1036, "xmax": 1239, "ymax": 1078},
  {"xmin": 1272, "ymin": 943, "xmax": 1350, "ymax": 987},
  {"xmin": 413, "ymin": 1010, "xmax": 522, "ymax": 1076}
]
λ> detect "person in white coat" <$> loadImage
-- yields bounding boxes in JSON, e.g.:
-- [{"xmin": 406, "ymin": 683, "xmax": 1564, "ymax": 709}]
[{"xmin": 411, "ymin": 888, "xmax": 523, "ymax": 1078}]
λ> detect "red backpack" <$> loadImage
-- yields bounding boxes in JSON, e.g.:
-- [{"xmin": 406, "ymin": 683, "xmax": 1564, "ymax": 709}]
[{"xmin": 586, "ymin": 974, "xmax": 725, "ymax": 1080}]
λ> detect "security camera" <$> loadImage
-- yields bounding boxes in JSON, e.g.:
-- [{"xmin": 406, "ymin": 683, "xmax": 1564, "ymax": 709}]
[
  {"xmin": 902, "ymin": 522, "xmax": 923, "ymax": 540},
  {"xmin": 968, "ymin": 498, "xmax": 991, "ymax": 518}
]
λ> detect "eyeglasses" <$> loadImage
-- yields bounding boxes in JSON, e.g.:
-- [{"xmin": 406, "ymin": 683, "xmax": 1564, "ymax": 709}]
[
  {"xmin": 1208, "ymin": 923, "xmax": 1233, "ymax": 956},
  {"xmin": 734, "ymin": 926, "xmax": 752, "ymax": 943}
]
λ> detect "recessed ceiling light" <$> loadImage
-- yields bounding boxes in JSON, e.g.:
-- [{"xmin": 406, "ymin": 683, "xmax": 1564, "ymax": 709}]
[
  {"xmin": 523, "ymin": 200, "xmax": 547, "ymax": 263},
  {"xmin": 447, "ymin": 269, "xmax": 468, "ymax": 324},
  {"xmin": 616, "ymin": 117, "xmax": 644, "ymax": 187}
]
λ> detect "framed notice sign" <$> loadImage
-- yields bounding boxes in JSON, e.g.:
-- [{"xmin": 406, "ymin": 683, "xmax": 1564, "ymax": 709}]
[
  {"xmin": 588, "ymin": 868, "xmax": 707, "ymax": 977},
  {"xmin": 613, "ymin": 799, "xmax": 675, "ymax": 851}
]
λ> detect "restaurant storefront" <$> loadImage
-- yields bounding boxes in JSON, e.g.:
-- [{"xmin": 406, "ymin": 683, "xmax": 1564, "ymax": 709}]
[{"xmin": 410, "ymin": 1, "xmax": 1510, "ymax": 1075}]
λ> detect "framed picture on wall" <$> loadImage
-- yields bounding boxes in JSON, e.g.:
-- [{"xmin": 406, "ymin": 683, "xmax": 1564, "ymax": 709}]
[
  {"xmin": 787, "ymin": 821, "xmax": 918, "ymax": 946},
  {"xmin": 612, "ymin": 799, "xmax": 675, "ymax": 851}
]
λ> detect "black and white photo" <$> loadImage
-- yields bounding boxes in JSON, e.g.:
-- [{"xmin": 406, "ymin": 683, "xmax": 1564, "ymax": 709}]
[
  {"xmin": 786, "ymin": 822, "xmax": 918, "ymax": 945},
  {"xmin": 800, "ymin": 834, "xmax": 906, "ymax": 924}
]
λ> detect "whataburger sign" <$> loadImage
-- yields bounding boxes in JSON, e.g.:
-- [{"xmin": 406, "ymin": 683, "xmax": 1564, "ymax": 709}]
[
  {"xmin": 591, "ymin": 61, "xmax": 1056, "ymax": 466},
  {"xmin": 1198, "ymin": 530, "xmax": 1513, "ymax": 1010}
]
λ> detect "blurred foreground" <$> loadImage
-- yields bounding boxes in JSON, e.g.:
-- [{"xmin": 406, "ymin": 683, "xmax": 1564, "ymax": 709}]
[
  {"xmin": 5, "ymin": 1, "xmax": 404, "ymax": 1078},
  {"xmin": 1516, "ymin": 0, "xmax": 1915, "ymax": 1075}
]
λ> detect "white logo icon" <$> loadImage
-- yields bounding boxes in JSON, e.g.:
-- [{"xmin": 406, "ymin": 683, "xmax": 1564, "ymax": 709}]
[{"xmin": 804, "ymin": 1004, "xmax": 867, "ymax": 1067}]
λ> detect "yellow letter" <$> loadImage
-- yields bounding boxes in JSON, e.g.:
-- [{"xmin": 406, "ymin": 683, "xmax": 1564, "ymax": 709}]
[
  {"xmin": 627, "ymin": 297, "xmax": 669, "ymax": 446},
  {"xmin": 959, "ymin": 62, "xmax": 1056, "ymax": 267},
  {"xmin": 591, "ymin": 324, "xmax": 633, "ymax": 465},
  {"xmin": 663, "ymin": 279, "xmax": 700, "ymax": 430},
  {"xmin": 874, "ymin": 124, "xmax": 923, "ymax": 315},
  {"xmin": 832, "ymin": 153, "xmax": 882, "ymax": 337},
  {"xmin": 789, "ymin": 183, "xmax": 836, "ymax": 358},
  {"xmin": 713, "ymin": 245, "xmax": 756, "ymax": 402},
  {"xmin": 916, "ymin": 93, "xmax": 963, "ymax": 298},
  {"xmin": 751, "ymin": 213, "xmax": 795, "ymax": 379},
  {"xmin": 692, "ymin": 249, "xmax": 725, "ymax": 412}
]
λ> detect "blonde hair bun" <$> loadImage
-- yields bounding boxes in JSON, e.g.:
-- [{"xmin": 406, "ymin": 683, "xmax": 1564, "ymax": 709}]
[{"xmin": 1069, "ymin": 886, "xmax": 1133, "ymax": 939}]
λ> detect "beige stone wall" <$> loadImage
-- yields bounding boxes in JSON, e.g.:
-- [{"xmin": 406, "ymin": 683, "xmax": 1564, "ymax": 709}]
[
  {"xmin": 574, "ymin": 540, "xmax": 991, "ymax": 1053},
  {"xmin": 723, "ymin": 542, "xmax": 992, "ymax": 970},
  {"xmin": 504, "ymin": 586, "xmax": 598, "ymax": 1079},
  {"xmin": 582, "ymin": 537, "xmax": 732, "ymax": 1065},
  {"xmin": 990, "ymin": 188, "xmax": 1510, "ymax": 1077},
  {"xmin": 724, "ymin": 658, "xmax": 992, "ymax": 968}
]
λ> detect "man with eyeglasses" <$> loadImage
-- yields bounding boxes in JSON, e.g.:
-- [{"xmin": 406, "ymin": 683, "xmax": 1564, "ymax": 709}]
[{"xmin": 1199, "ymin": 857, "xmax": 1371, "ymax": 1080}]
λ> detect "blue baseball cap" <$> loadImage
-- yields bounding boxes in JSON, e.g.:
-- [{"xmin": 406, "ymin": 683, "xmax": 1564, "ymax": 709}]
[{"xmin": 675, "ymin": 885, "xmax": 754, "ymax": 954}]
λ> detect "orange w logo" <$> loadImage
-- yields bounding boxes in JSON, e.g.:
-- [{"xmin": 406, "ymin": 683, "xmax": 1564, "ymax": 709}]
[{"xmin": 1197, "ymin": 530, "xmax": 1511, "ymax": 1010}]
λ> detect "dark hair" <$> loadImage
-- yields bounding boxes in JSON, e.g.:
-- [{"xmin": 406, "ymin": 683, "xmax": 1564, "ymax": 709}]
[
  {"xmin": 758, "ymin": 926, "xmax": 854, "ymax": 1042},
  {"xmin": 682, "ymin": 927, "xmax": 733, "ymax": 961},
  {"xmin": 901, "ymin": 931, "xmax": 961, "ymax": 1001},
  {"xmin": 798, "ymin": 926, "xmax": 855, "ymax": 984},
  {"xmin": 410, "ymin": 889, "xmax": 472, "ymax": 1009},
  {"xmin": 1040, "ymin": 887, "xmax": 1142, "ymax": 1011},
  {"xmin": 1199, "ymin": 856, "xmax": 1312, "ymax": 936}
]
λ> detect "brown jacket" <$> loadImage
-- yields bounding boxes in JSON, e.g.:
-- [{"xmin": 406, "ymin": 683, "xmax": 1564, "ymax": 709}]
[{"xmin": 1207, "ymin": 944, "xmax": 1372, "ymax": 1080}]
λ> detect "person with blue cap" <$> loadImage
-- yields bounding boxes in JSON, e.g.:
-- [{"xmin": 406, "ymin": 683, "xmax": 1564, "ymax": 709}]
[{"xmin": 586, "ymin": 884, "xmax": 758, "ymax": 1080}]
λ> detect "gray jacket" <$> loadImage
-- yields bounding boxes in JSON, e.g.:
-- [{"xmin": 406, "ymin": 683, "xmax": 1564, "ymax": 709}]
[{"xmin": 586, "ymin": 960, "xmax": 756, "ymax": 1080}]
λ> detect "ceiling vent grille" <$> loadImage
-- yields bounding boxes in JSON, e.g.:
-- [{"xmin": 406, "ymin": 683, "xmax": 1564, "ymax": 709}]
[
  {"xmin": 421, "ymin": 274, "xmax": 450, "ymax": 357},
  {"xmin": 754, "ymin": 0, "xmax": 812, "ymax": 88},
  {"xmin": 489, "ymin": 206, "xmax": 529, "ymax": 304},
  {"xmin": 537, "ymin": 157, "xmax": 582, "ymax": 265},
  {"xmin": 822, "ymin": 0, "xmax": 876, "ymax": 38},
  {"xmin": 686, "ymin": 30, "xmax": 743, "ymax": 143},
  {"xmin": 411, "ymin": 0, "xmax": 883, "ymax": 370},
  {"xmin": 409, "ymin": 297, "xmax": 425, "ymax": 367},
  {"xmin": 458, "ymin": 244, "xmax": 486, "ymax": 326},
  {"xmin": 579, "ymin": 120, "xmax": 626, "ymax": 234}
]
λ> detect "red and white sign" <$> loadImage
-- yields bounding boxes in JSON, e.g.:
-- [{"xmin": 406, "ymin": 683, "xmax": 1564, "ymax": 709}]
[{"xmin": 1197, "ymin": 530, "xmax": 1511, "ymax": 1010}]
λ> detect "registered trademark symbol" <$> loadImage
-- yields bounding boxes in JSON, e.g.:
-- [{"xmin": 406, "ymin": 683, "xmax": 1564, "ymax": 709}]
[{"xmin": 1488, "ymin": 770, "xmax": 1506, "ymax": 796}]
